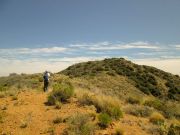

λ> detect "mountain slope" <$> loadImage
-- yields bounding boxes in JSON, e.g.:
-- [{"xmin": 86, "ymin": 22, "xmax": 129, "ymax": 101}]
[
  {"xmin": 60, "ymin": 58, "xmax": 180, "ymax": 100},
  {"xmin": 0, "ymin": 58, "xmax": 180, "ymax": 135}
]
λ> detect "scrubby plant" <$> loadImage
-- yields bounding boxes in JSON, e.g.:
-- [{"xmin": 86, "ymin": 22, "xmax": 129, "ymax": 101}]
[
  {"xmin": 143, "ymin": 98, "xmax": 163, "ymax": 110},
  {"xmin": 20, "ymin": 122, "xmax": 28, "ymax": 128},
  {"xmin": 147, "ymin": 124, "xmax": 168, "ymax": 135},
  {"xmin": 98, "ymin": 113, "xmax": 112, "ymax": 128},
  {"xmin": 168, "ymin": 123, "xmax": 180, "ymax": 135},
  {"xmin": 55, "ymin": 101, "xmax": 62, "ymax": 109},
  {"xmin": 12, "ymin": 95, "xmax": 18, "ymax": 100},
  {"xmin": 47, "ymin": 94, "xmax": 56, "ymax": 105},
  {"xmin": 78, "ymin": 92, "xmax": 94, "ymax": 106},
  {"xmin": 124, "ymin": 105, "xmax": 153, "ymax": 117},
  {"xmin": 0, "ymin": 114, "xmax": 3, "ymax": 123},
  {"xmin": 0, "ymin": 92, "xmax": 5, "ymax": 98},
  {"xmin": 162, "ymin": 102, "xmax": 180, "ymax": 119},
  {"xmin": 149, "ymin": 112, "xmax": 165, "ymax": 125},
  {"xmin": 47, "ymin": 82, "xmax": 74, "ymax": 105},
  {"xmin": 127, "ymin": 96, "xmax": 142, "ymax": 104},
  {"xmin": 114, "ymin": 127, "xmax": 124, "ymax": 135},
  {"xmin": 53, "ymin": 116, "xmax": 63, "ymax": 124},
  {"xmin": 64, "ymin": 113, "xmax": 97, "ymax": 135},
  {"xmin": 77, "ymin": 92, "xmax": 123, "ymax": 119}
]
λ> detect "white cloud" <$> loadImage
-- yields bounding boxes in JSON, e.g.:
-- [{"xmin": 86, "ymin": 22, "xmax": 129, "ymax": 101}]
[
  {"xmin": 133, "ymin": 58, "xmax": 180, "ymax": 75},
  {"xmin": 88, "ymin": 41, "xmax": 159, "ymax": 50},
  {"xmin": 137, "ymin": 52, "xmax": 155, "ymax": 56},
  {"xmin": 48, "ymin": 56, "xmax": 107, "ymax": 62},
  {"xmin": 0, "ymin": 56, "xmax": 108, "ymax": 76},
  {"xmin": 160, "ymin": 56, "xmax": 180, "ymax": 59},
  {"xmin": 175, "ymin": 45, "xmax": 180, "ymax": 49},
  {"xmin": 0, "ymin": 47, "xmax": 67, "ymax": 54}
]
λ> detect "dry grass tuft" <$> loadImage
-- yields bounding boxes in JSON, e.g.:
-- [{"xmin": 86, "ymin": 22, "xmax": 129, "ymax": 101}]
[
  {"xmin": 124, "ymin": 104, "xmax": 153, "ymax": 117},
  {"xmin": 149, "ymin": 112, "xmax": 165, "ymax": 125},
  {"xmin": 53, "ymin": 116, "xmax": 63, "ymax": 124},
  {"xmin": 114, "ymin": 127, "xmax": 124, "ymax": 135},
  {"xmin": 77, "ymin": 91, "xmax": 123, "ymax": 120},
  {"xmin": 63, "ymin": 113, "xmax": 97, "ymax": 135}
]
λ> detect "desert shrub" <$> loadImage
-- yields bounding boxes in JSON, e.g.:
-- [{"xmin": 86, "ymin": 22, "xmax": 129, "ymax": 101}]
[
  {"xmin": 149, "ymin": 112, "xmax": 165, "ymax": 125},
  {"xmin": 0, "ymin": 86, "xmax": 7, "ymax": 92},
  {"xmin": 55, "ymin": 101, "xmax": 62, "ymax": 109},
  {"xmin": 96, "ymin": 96, "xmax": 123, "ymax": 120},
  {"xmin": 53, "ymin": 116, "xmax": 63, "ymax": 124},
  {"xmin": 114, "ymin": 128, "xmax": 124, "ymax": 135},
  {"xmin": 137, "ymin": 85, "xmax": 150, "ymax": 95},
  {"xmin": 144, "ymin": 99, "xmax": 163, "ymax": 110},
  {"xmin": 47, "ymin": 82, "xmax": 74, "ymax": 105},
  {"xmin": 168, "ymin": 123, "xmax": 180, "ymax": 135},
  {"xmin": 127, "ymin": 96, "xmax": 142, "ymax": 104},
  {"xmin": 64, "ymin": 113, "xmax": 96, "ymax": 135},
  {"xmin": 0, "ymin": 114, "xmax": 3, "ymax": 123},
  {"xmin": 144, "ymin": 99, "xmax": 180, "ymax": 119},
  {"xmin": 47, "ymin": 94, "xmax": 56, "ymax": 105},
  {"xmin": 46, "ymin": 127, "xmax": 55, "ymax": 135},
  {"xmin": 162, "ymin": 102, "xmax": 180, "ymax": 119},
  {"xmin": 12, "ymin": 95, "xmax": 18, "ymax": 100},
  {"xmin": 107, "ymin": 70, "xmax": 116, "ymax": 76},
  {"xmin": 20, "ymin": 122, "xmax": 28, "ymax": 128},
  {"xmin": 124, "ymin": 105, "xmax": 153, "ymax": 117},
  {"xmin": 77, "ymin": 92, "xmax": 123, "ymax": 119},
  {"xmin": 147, "ymin": 124, "xmax": 168, "ymax": 135},
  {"xmin": 98, "ymin": 113, "xmax": 111, "ymax": 128},
  {"xmin": 0, "ymin": 92, "xmax": 5, "ymax": 98},
  {"xmin": 78, "ymin": 92, "xmax": 94, "ymax": 106}
]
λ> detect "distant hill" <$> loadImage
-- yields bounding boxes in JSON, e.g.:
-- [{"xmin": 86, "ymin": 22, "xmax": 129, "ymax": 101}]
[{"xmin": 60, "ymin": 58, "xmax": 180, "ymax": 100}]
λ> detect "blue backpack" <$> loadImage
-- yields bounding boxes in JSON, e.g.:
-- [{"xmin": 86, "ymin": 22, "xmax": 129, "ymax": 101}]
[{"xmin": 44, "ymin": 74, "xmax": 49, "ymax": 82}]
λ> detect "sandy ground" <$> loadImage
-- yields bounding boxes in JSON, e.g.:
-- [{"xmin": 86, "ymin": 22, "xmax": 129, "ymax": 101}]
[{"xmin": 0, "ymin": 90, "xmax": 151, "ymax": 135}]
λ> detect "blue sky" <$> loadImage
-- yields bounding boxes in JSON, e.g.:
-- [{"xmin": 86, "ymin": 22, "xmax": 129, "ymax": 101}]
[{"xmin": 0, "ymin": 0, "xmax": 180, "ymax": 76}]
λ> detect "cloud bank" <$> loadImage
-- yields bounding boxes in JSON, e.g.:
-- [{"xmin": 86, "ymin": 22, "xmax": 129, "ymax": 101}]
[{"xmin": 0, "ymin": 41, "xmax": 179, "ymax": 76}]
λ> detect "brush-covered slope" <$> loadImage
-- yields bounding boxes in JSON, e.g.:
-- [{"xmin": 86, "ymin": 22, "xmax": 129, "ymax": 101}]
[
  {"xmin": 0, "ymin": 73, "xmax": 43, "ymax": 92},
  {"xmin": 60, "ymin": 58, "xmax": 180, "ymax": 100}
]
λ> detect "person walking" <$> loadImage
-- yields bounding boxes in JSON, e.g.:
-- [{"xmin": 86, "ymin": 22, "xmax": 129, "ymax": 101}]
[{"xmin": 43, "ymin": 71, "xmax": 50, "ymax": 92}]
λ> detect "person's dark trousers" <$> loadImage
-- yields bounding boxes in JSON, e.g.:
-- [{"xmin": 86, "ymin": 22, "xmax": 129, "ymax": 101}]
[{"xmin": 44, "ymin": 81, "xmax": 49, "ymax": 92}]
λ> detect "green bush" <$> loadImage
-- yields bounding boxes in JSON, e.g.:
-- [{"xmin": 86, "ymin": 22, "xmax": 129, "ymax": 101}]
[
  {"xmin": 144, "ymin": 99, "xmax": 180, "ymax": 119},
  {"xmin": 0, "ymin": 92, "xmax": 5, "ymax": 98},
  {"xmin": 55, "ymin": 101, "xmax": 62, "ymax": 109},
  {"xmin": 144, "ymin": 99, "xmax": 163, "ymax": 110},
  {"xmin": 115, "ymin": 128, "xmax": 124, "ymax": 135},
  {"xmin": 53, "ymin": 117, "xmax": 63, "ymax": 124},
  {"xmin": 98, "ymin": 113, "xmax": 111, "ymax": 128},
  {"xmin": 64, "ymin": 113, "xmax": 96, "ymax": 135},
  {"xmin": 125, "ymin": 105, "xmax": 153, "ymax": 117},
  {"xmin": 149, "ymin": 112, "xmax": 165, "ymax": 125},
  {"xmin": 162, "ymin": 102, "xmax": 180, "ymax": 119},
  {"xmin": 127, "ymin": 96, "xmax": 142, "ymax": 104},
  {"xmin": 168, "ymin": 123, "xmax": 180, "ymax": 135},
  {"xmin": 47, "ymin": 82, "xmax": 74, "ymax": 105}
]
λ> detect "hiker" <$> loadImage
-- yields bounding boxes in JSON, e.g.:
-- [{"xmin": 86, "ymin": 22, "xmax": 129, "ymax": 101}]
[{"xmin": 43, "ymin": 71, "xmax": 50, "ymax": 92}]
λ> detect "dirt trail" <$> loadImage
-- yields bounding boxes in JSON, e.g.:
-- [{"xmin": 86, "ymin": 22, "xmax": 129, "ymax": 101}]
[{"xmin": 0, "ymin": 90, "xmax": 150, "ymax": 135}]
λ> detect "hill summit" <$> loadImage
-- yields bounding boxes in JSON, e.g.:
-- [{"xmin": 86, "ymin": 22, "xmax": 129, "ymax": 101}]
[{"xmin": 60, "ymin": 58, "xmax": 180, "ymax": 100}]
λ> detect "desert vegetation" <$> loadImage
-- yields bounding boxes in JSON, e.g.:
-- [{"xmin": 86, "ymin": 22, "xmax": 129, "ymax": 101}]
[
  {"xmin": 61, "ymin": 58, "xmax": 180, "ymax": 100},
  {"xmin": 0, "ymin": 58, "xmax": 179, "ymax": 135}
]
